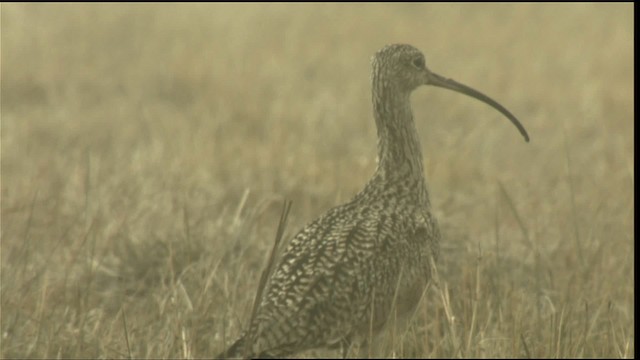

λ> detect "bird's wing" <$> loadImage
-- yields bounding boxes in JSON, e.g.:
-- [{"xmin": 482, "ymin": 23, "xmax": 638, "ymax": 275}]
[
  {"xmin": 244, "ymin": 205, "xmax": 423, "ymax": 356},
  {"xmin": 244, "ymin": 205, "xmax": 395, "ymax": 355}
]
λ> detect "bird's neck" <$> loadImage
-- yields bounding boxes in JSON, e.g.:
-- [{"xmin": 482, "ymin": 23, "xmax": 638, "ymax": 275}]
[{"xmin": 370, "ymin": 83, "xmax": 429, "ymax": 202}]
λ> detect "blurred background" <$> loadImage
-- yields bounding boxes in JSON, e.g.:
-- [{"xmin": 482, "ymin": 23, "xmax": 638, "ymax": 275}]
[{"xmin": 1, "ymin": 3, "xmax": 633, "ymax": 358}]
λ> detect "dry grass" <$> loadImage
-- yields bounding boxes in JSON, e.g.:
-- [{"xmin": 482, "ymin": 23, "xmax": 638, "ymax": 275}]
[{"xmin": 1, "ymin": 3, "xmax": 633, "ymax": 358}]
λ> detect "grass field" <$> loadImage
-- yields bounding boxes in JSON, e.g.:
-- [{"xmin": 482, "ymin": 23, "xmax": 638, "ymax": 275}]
[{"xmin": 1, "ymin": 3, "xmax": 634, "ymax": 358}]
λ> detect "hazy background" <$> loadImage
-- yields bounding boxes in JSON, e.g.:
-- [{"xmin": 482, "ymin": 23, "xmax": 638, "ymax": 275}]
[{"xmin": 1, "ymin": 3, "xmax": 633, "ymax": 358}]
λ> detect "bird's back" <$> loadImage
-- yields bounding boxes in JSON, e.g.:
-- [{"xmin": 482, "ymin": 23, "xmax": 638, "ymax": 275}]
[{"xmin": 219, "ymin": 188, "xmax": 439, "ymax": 358}]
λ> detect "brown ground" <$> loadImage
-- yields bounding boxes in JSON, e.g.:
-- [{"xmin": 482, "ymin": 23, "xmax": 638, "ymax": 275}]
[{"xmin": 1, "ymin": 3, "xmax": 633, "ymax": 358}]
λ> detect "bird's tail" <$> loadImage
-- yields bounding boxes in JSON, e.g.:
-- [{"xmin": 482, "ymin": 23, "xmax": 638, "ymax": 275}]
[
  {"xmin": 216, "ymin": 334, "xmax": 278, "ymax": 359},
  {"xmin": 215, "ymin": 335, "xmax": 248, "ymax": 359}
]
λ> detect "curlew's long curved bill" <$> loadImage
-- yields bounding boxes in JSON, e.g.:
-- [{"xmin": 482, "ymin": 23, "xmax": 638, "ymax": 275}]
[{"xmin": 427, "ymin": 71, "xmax": 530, "ymax": 142}]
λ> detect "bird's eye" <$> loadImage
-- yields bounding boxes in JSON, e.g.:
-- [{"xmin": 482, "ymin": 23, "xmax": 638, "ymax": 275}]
[{"xmin": 412, "ymin": 57, "xmax": 425, "ymax": 69}]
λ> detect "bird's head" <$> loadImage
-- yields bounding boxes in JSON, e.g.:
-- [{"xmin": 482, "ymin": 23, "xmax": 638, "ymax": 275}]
[{"xmin": 372, "ymin": 44, "xmax": 529, "ymax": 142}]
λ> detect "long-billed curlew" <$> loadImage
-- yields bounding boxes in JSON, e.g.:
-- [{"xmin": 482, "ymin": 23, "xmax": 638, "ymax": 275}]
[{"xmin": 217, "ymin": 44, "xmax": 529, "ymax": 358}]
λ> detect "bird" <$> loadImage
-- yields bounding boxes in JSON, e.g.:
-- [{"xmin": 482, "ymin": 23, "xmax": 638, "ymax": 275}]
[{"xmin": 216, "ymin": 43, "xmax": 529, "ymax": 359}]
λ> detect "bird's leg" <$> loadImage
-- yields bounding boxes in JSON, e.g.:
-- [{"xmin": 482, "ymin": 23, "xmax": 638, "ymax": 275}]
[
  {"xmin": 339, "ymin": 336, "xmax": 353, "ymax": 359},
  {"xmin": 326, "ymin": 335, "xmax": 354, "ymax": 359}
]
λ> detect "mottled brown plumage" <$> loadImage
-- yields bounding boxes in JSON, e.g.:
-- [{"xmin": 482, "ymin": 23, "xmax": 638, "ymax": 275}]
[{"xmin": 217, "ymin": 44, "xmax": 528, "ymax": 358}]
